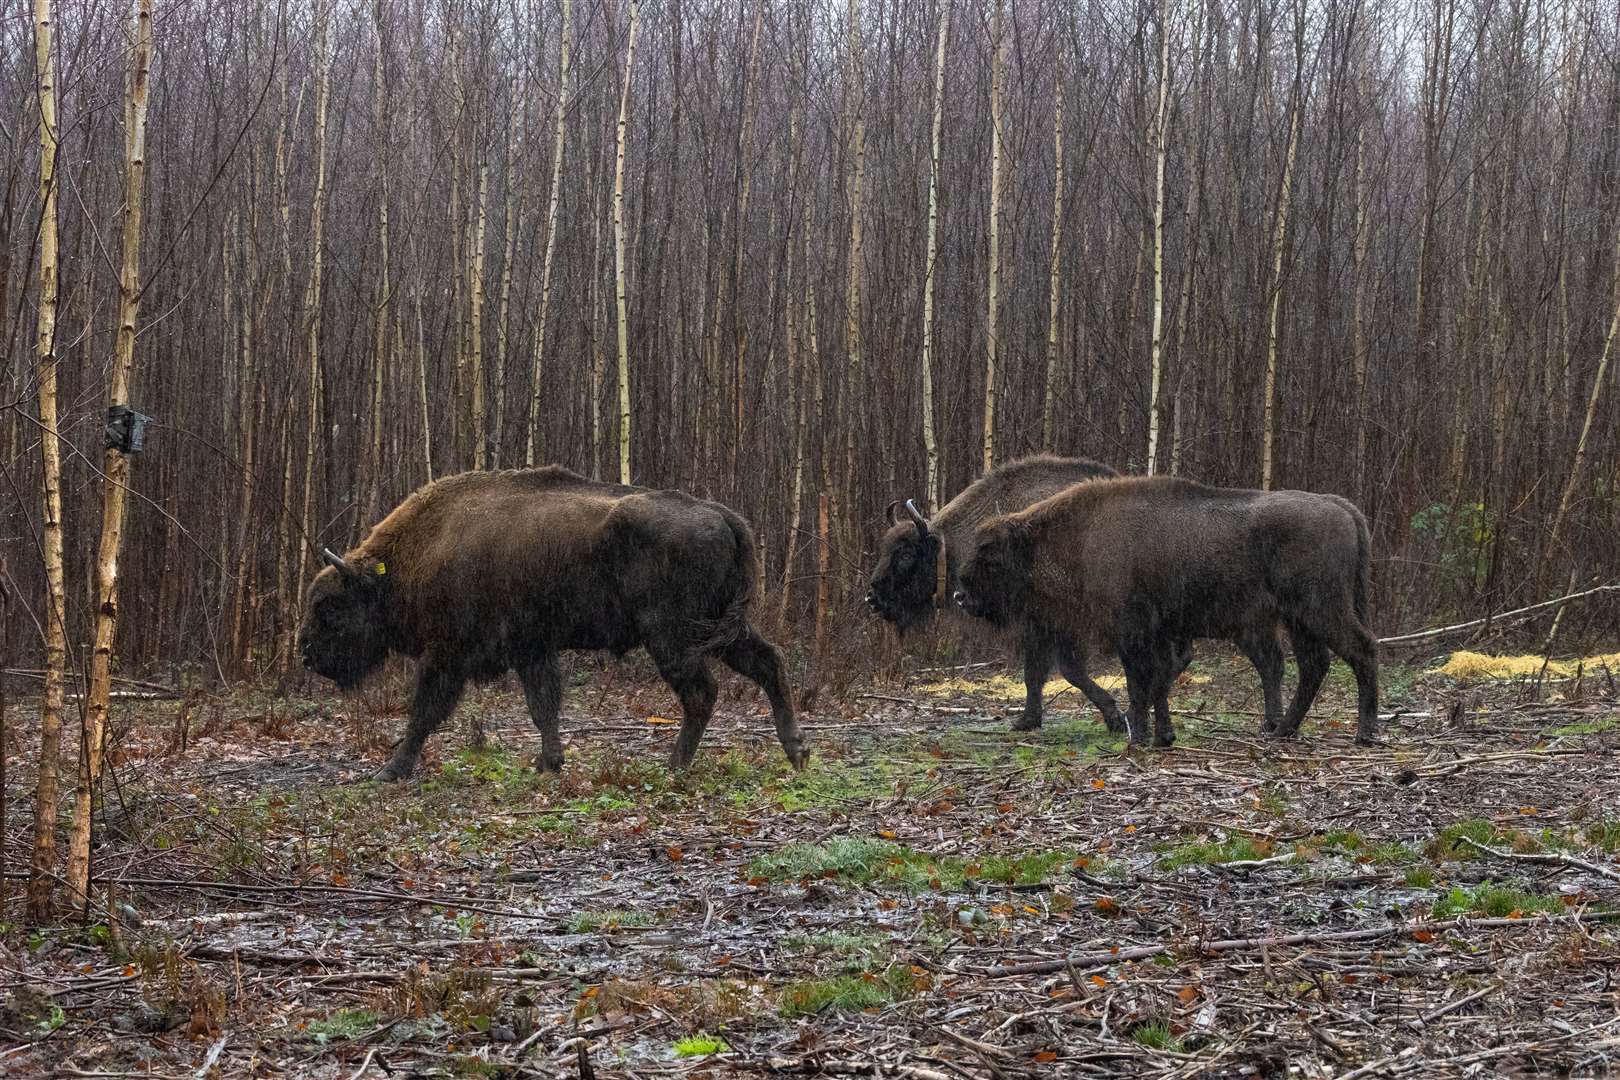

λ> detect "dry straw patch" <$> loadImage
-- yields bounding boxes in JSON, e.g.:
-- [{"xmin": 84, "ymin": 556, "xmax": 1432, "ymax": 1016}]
[{"xmin": 1436, "ymin": 651, "xmax": 1620, "ymax": 681}]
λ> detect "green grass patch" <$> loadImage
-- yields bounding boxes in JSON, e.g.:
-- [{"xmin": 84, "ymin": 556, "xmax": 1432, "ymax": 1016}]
[
  {"xmin": 307, "ymin": 1008, "xmax": 382, "ymax": 1043},
  {"xmin": 672, "ymin": 1033, "xmax": 729, "ymax": 1057},
  {"xmin": 1404, "ymin": 865, "xmax": 1435, "ymax": 888},
  {"xmin": 568, "ymin": 909, "xmax": 655, "ymax": 934},
  {"xmin": 748, "ymin": 838, "xmax": 1077, "ymax": 892},
  {"xmin": 1427, "ymin": 819, "xmax": 1500, "ymax": 860},
  {"xmin": 1548, "ymin": 716, "xmax": 1619, "ymax": 736},
  {"xmin": 1431, "ymin": 881, "xmax": 1563, "ymax": 919},
  {"xmin": 1368, "ymin": 841, "xmax": 1419, "ymax": 866},
  {"xmin": 1131, "ymin": 1021, "xmax": 1185, "ymax": 1053},
  {"xmin": 1585, "ymin": 821, "xmax": 1620, "ymax": 853},
  {"xmin": 1158, "ymin": 834, "xmax": 1274, "ymax": 870},
  {"xmin": 777, "ymin": 966, "xmax": 920, "ymax": 1018}
]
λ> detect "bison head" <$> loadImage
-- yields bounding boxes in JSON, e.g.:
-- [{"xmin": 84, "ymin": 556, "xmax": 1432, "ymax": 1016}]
[
  {"xmin": 297, "ymin": 548, "xmax": 392, "ymax": 689},
  {"xmin": 954, "ymin": 516, "xmax": 1034, "ymax": 628},
  {"xmin": 866, "ymin": 499, "xmax": 942, "ymax": 633}
]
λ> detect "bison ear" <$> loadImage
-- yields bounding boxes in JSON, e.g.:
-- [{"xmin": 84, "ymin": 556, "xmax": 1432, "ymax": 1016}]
[{"xmin": 883, "ymin": 500, "xmax": 902, "ymax": 526}]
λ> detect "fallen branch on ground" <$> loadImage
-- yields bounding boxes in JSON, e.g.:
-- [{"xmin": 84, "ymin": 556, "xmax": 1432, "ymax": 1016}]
[
  {"xmin": 1455, "ymin": 835, "xmax": 1620, "ymax": 885},
  {"xmin": 1377, "ymin": 583, "xmax": 1620, "ymax": 647},
  {"xmin": 976, "ymin": 910, "xmax": 1620, "ymax": 978}
]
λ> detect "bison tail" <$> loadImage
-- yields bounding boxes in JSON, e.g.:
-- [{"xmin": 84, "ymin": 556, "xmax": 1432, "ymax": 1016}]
[
  {"xmin": 693, "ymin": 510, "xmax": 759, "ymax": 657},
  {"xmin": 1351, "ymin": 504, "xmax": 1373, "ymax": 635}
]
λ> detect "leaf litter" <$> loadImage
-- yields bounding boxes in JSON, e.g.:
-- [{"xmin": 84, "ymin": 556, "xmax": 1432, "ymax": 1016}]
[{"xmin": 2, "ymin": 650, "xmax": 1618, "ymax": 1077}]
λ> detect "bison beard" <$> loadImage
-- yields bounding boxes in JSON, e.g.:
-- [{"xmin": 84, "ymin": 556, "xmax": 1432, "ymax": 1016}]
[
  {"xmin": 865, "ymin": 454, "xmax": 1154, "ymax": 734},
  {"xmin": 957, "ymin": 477, "xmax": 1379, "ymax": 748},
  {"xmin": 297, "ymin": 468, "xmax": 808, "ymax": 779}
]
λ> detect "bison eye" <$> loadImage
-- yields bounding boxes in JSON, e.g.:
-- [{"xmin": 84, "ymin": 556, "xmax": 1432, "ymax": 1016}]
[{"xmin": 895, "ymin": 549, "xmax": 913, "ymax": 568}]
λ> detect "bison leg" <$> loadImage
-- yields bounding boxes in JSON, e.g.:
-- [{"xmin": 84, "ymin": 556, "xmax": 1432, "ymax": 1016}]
[
  {"xmin": 1013, "ymin": 625, "xmax": 1055, "ymax": 732},
  {"xmin": 719, "ymin": 628, "xmax": 810, "ymax": 769},
  {"xmin": 1236, "ymin": 630, "xmax": 1286, "ymax": 735},
  {"xmin": 1054, "ymin": 636, "xmax": 1126, "ymax": 734},
  {"xmin": 1272, "ymin": 635, "xmax": 1330, "ymax": 739},
  {"xmin": 1331, "ymin": 627, "xmax": 1381, "ymax": 745},
  {"xmin": 651, "ymin": 649, "xmax": 719, "ymax": 771},
  {"xmin": 378, "ymin": 662, "xmax": 466, "ymax": 781},
  {"xmin": 519, "ymin": 652, "xmax": 566, "ymax": 772}
]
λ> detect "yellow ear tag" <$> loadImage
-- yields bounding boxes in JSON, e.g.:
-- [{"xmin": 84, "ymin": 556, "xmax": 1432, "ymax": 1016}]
[{"xmin": 375, "ymin": 562, "xmax": 386, "ymax": 575}]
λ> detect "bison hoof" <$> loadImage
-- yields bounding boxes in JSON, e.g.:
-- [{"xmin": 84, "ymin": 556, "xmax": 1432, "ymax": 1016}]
[
  {"xmin": 1010, "ymin": 713, "xmax": 1043, "ymax": 733},
  {"xmin": 374, "ymin": 760, "xmax": 416, "ymax": 782},
  {"xmin": 1153, "ymin": 733, "xmax": 1176, "ymax": 749},
  {"xmin": 1353, "ymin": 734, "xmax": 1379, "ymax": 748},
  {"xmin": 535, "ymin": 752, "xmax": 566, "ymax": 773},
  {"xmin": 1263, "ymin": 726, "xmax": 1297, "ymax": 740},
  {"xmin": 784, "ymin": 744, "xmax": 811, "ymax": 770},
  {"xmin": 1100, "ymin": 711, "xmax": 1127, "ymax": 734}
]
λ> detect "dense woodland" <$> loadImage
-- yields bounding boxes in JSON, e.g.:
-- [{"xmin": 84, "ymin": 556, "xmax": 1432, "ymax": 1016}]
[{"xmin": 3, "ymin": 0, "xmax": 1620, "ymax": 682}]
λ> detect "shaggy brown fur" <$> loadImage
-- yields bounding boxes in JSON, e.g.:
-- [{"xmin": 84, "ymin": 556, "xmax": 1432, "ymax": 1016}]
[
  {"xmin": 956, "ymin": 476, "xmax": 1378, "ymax": 747},
  {"xmin": 866, "ymin": 455, "xmax": 1187, "ymax": 733},
  {"xmin": 298, "ymin": 467, "xmax": 807, "ymax": 779}
]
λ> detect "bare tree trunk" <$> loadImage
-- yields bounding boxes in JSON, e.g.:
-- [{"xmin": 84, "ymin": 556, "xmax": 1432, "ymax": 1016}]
[
  {"xmin": 493, "ymin": 63, "xmax": 520, "ymax": 469},
  {"xmin": 368, "ymin": 0, "xmax": 391, "ymax": 514},
  {"xmin": 1041, "ymin": 58, "xmax": 1063, "ymax": 455},
  {"xmin": 982, "ymin": 0, "xmax": 1005, "ymax": 473},
  {"xmin": 290, "ymin": 0, "xmax": 332, "ymax": 668},
  {"xmin": 68, "ymin": 0, "xmax": 153, "ymax": 912},
  {"xmin": 921, "ymin": 2, "xmax": 948, "ymax": 506},
  {"xmin": 1261, "ymin": 1, "xmax": 1304, "ymax": 492},
  {"xmin": 29, "ymin": 0, "xmax": 65, "ymax": 925},
  {"xmin": 1351, "ymin": 75, "xmax": 1371, "ymax": 504},
  {"xmin": 470, "ymin": 163, "xmax": 489, "ymax": 469},
  {"xmin": 526, "ymin": 0, "xmax": 573, "ymax": 466},
  {"xmin": 613, "ymin": 0, "xmax": 641, "ymax": 484},
  {"xmin": 1146, "ymin": 0, "xmax": 1174, "ymax": 474},
  {"xmin": 844, "ymin": 0, "xmax": 866, "ymax": 506}
]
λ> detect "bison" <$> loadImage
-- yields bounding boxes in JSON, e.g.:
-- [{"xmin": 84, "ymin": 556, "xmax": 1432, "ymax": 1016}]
[
  {"xmin": 954, "ymin": 477, "xmax": 1378, "ymax": 748},
  {"xmin": 297, "ymin": 467, "xmax": 809, "ymax": 780},
  {"xmin": 866, "ymin": 454, "xmax": 1187, "ymax": 734}
]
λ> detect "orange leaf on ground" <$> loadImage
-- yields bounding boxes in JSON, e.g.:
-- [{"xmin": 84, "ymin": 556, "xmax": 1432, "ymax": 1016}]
[
  {"xmin": 1091, "ymin": 778, "xmax": 1106, "ymax": 790},
  {"xmin": 1034, "ymin": 1051, "xmax": 1058, "ymax": 1063}
]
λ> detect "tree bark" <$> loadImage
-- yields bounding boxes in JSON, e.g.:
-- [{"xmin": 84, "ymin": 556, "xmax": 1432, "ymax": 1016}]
[
  {"xmin": 1146, "ymin": 0, "xmax": 1173, "ymax": 475},
  {"xmin": 68, "ymin": 0, "xmax": 154, "ymax": 912},
  {"xmin": 613, "ymin": 0, "xmax": 641, "ymax": 484},
  {"xmin": 922, "ymin": 2, "xmax": 948, "ymax": 506},
  {"xmin": 29, "ymin": 0, "xmax": 66, "ymax": 926},
  {"xmin": 1262, "ymin": 1, "xmax": 1305, "ymax": 492},
  {"xmin": 527, "ymin": 0, "xmax": 573, "ymax": 466},
  {"xmin": 982, "ymin": 0, "xmax": 1005, "ymax": 473}
]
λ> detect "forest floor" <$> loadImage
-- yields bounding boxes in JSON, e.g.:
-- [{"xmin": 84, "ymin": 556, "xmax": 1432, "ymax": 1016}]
[{"xmin": 2, "ymin": 647, "xmax": 1619, "ymax": 1079}]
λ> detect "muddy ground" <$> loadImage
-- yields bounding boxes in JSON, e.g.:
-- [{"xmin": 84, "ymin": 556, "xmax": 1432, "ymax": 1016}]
[{"xmin": 1, "ymin": 649, "xmax": 1618, "ymax": 1078}]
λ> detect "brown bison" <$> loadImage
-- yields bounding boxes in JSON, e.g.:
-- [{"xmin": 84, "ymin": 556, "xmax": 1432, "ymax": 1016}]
[
  {"xmin": 865, "ymin": 454, "xmax": 1187, "ymax": 734},
  {"xmin": 298, "ymin": 467, "xmax": 808, "ymax": 780},
  {"xmin": 955, "ymin": 477, "xmax": 1378, "ymax": 747}
]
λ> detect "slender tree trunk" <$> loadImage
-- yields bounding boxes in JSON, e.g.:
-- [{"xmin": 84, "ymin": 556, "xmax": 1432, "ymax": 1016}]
[
  {"xmin": 368, "ymin": 0, "xmax": 391, "ymax": 516},
  {"xmin": 1351, "ymin": 83, "xmax": 1371, "ymax": 504},
  {"xmin": 921, "ymin": 2, "xmax": 948, "ymax": 507},
  {"xmin": 1261, "ymin": 4, "xmax": 1304, "ymax": 492},
  {"xmin": 1146, "ymin": 0, "xmax": 1174, "ymax": 475},
  {"xmin": 844, "ymin": 0, "xmax": 866, "ymax": 508},
  {"xmin": 1041, "ymin": 61, "xmax": 1063, "ymax": 455},
  {"xmin": 470, "ymin": 163, "xmax": 488, "ymax": 469},
  {"xmin": 527, "ymin": 0, "xmax": 573, "ymax": 465},
  {"xmin": 68, "ymin": 0, "xmax": 153, "ymax": 912},
  {"xmin": 290, "ymin": 0, "xmax": 332, "ymax": 668},
  {"xmin": 493, "ymin": 68, "xmax": 520, "ymax": 469},
  {"xmin": 982, "ymin": 0, "xmax": 1005, "ymax": 473},
  {"xmin": 613, "ymin": 0, "xmax": 641, "ymax": 484},
  {"xmin": 29, "ymin": 0, "xmax": 65, "ymax": 925}
]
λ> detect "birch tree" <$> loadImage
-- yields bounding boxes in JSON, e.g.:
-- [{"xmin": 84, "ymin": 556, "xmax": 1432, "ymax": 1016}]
[
  {"xmin": 921, "ymin": 2, "xmax": 948, "ymax": 508},
  {"xmin": 526, "ymin": 0, "xmax": 573, "ymax": 466},
  {"xmin": 982, "ymin": 0, "xmax": 1005, "ymax": 472},
  {"xmin": 1261, "ymin": 0, "xmax": 1305, "ymax": 491},
  {"xmin": 67, "ymin": 0, "xmax": 154, "ymax": 911},
  {"xmin": 1040, "ymin": 45, "xmax": 1063, "ymax": 455},
  {"xmin": 1145, "ymin": 0, "xmax": 1174, "ymax": 474},
  {"xmin": 613, "ymin": 0, "xmax": 641, "ymax": 484},
  {"xmin": 29, "ymin": 0, "xmax": 66, "ymax": 924}
]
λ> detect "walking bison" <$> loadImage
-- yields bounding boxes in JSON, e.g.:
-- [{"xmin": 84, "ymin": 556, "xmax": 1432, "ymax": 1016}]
[
  {"xmin": 954, "ymin": 477, "xmax": 1378, "ymax": 748},
  {"xmin": 298, "ymin": 467, "xmax": 809, "ymax": 780},
  {"xmin": 865, "ymin": 454, "xmax": 1187, "ymax": 733}
]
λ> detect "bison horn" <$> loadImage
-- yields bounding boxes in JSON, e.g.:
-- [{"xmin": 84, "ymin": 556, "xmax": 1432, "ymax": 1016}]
[
  {"xmin": 321, "ymin": 547, "xmax": 350, "ymax": 573},
  {"xmin": 904, "ymin": 499, "xmax": 929, "ymax": 539},
  {"xmin": 884, "ymin": 500, "xmax": 903, "ymax": 526}
]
